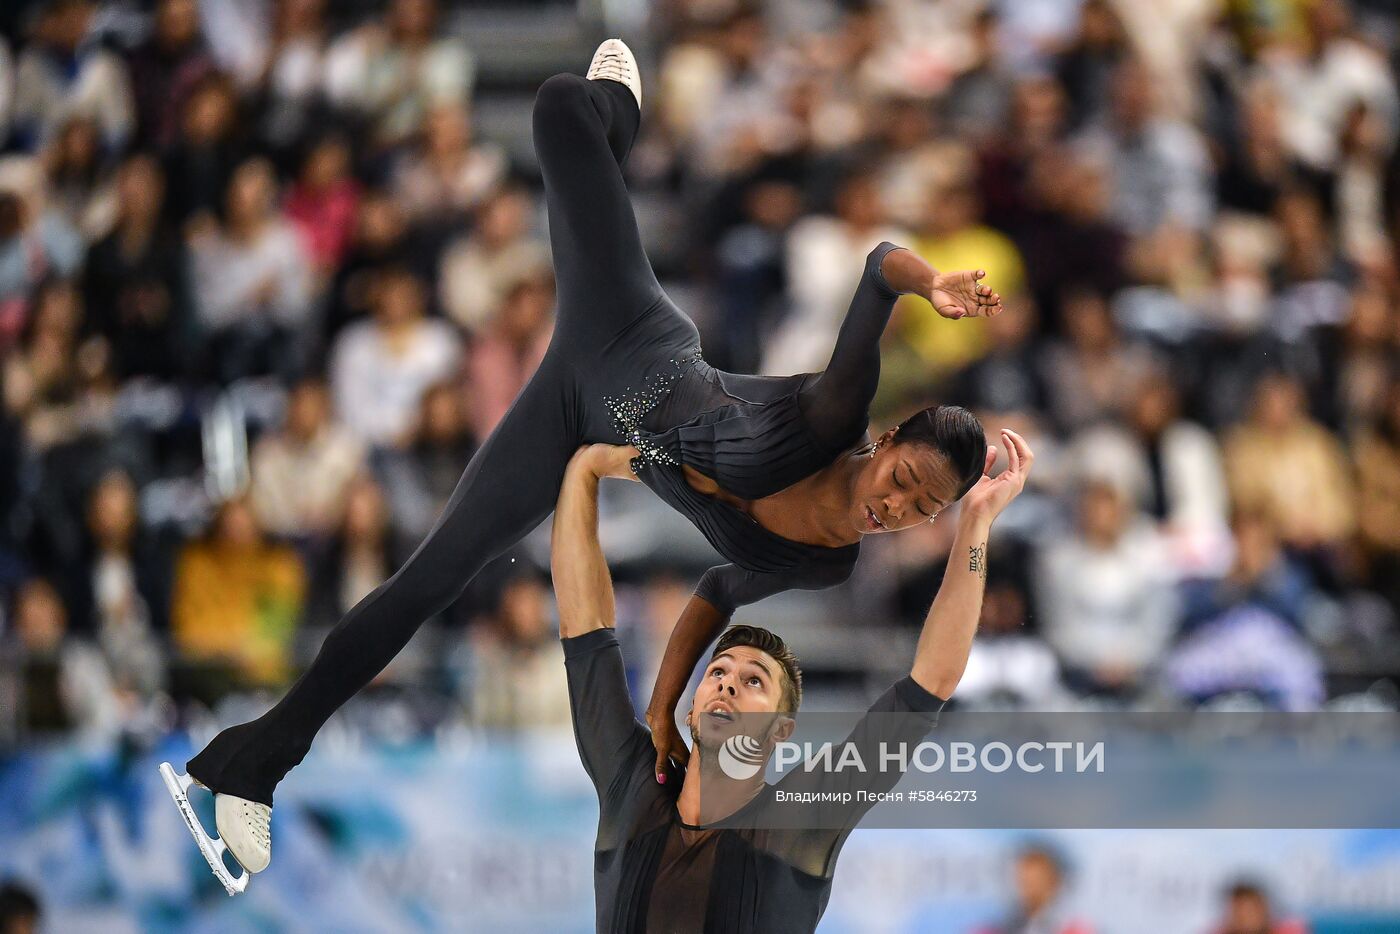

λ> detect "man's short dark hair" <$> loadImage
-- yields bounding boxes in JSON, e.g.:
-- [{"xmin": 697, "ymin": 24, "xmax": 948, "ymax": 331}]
[{"xmin": 712, "ymin": 625, "xmax": 803, "ymax": 713}]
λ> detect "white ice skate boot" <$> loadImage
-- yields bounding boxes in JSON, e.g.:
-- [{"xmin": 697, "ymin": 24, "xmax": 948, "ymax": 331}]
[
  {"xmin": 159, "ymin": 763, "xmax": 271, "ymax": 895},
  {"xmin": 587, "ymin": 38, "xmax": 642, "ymax": 109}
]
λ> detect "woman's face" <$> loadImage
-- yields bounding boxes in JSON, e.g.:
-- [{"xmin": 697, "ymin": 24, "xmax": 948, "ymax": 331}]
[{"xmin": 849, "ymin": 438, "xmax": 962, "ymax": 535}]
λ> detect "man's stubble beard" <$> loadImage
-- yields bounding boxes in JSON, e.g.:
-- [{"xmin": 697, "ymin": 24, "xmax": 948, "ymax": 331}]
[{"xmin": 690, "ymin": 722, "xmax": 718, "ymax": 763}]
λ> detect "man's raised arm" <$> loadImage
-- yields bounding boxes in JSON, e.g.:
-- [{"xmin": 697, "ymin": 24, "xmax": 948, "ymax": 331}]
[
  {"xmin": 552, "ymin": 444, "xmax": 639, "ymax": 638},
  {"xmin": 553, "ymin": 444, "xmax": 656, "ymax": 795},
  {"xmin": 909, "ymin": 429, "xmax": 1034, "ymax": 700}
]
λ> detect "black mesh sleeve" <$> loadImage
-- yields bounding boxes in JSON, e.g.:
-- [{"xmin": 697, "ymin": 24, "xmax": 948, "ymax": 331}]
[
  {"xmin": 693, "ymin": 559, "xmax": 858, "ymax": 618},
  {"xmin": 767, "ymin": 676, "xmax": 947, "ymax": 878},
  {"xmin": 562, "ymin": 628, "xmax": 650, "ymax": 795},
  {"xmin": 796, "ymin": 241, "xmax": 909, "ymax": 448}
]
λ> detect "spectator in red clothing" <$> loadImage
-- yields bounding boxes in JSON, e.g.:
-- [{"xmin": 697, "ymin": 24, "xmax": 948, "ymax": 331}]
[
  {"xmin": 284, "ymin": 133, "xmax": 360, "ymax": 282},
  {"xmin": 976, "ymin": 844, "xmax": 1094, "ymax": 934},
  {"xmin": 1208, "ymin": 880, "xmax": 1308, "ymax": 934}
]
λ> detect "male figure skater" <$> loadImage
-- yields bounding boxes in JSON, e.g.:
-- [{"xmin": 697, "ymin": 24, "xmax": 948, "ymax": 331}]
[{"xmin": 553, "ymin": 429, "xmax": 1033, "ymax": 933}]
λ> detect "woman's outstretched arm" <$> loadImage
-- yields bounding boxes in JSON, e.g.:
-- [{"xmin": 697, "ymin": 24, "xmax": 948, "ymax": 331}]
[
  {"xmin": 797, "ymin": 242, "xmax": 914, "ymax": 446},
  {"xmin": 799, "ymin": 243, "xmax": 1003, "ymax": 446},
  {"xmin": 644, "ymin": 594, "xmax": 727, "ymax": 780},
  {"xmin": 644, "ymin": 558, "xmax": 855, "ymax": 782}
]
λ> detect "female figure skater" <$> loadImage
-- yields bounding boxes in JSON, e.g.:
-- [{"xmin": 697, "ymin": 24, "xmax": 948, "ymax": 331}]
[{"xmin": 162, "ymin": 39, "xmax": 1003, "ymax": 890}]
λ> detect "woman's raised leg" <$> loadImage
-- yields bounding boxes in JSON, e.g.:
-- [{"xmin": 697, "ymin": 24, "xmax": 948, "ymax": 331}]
[
  {"xmin": 187, "ymin": 357, "xmax": 586, "ymax": 804},
  {"xmin": 533, "ymin": 51, "xmax": 665, "ymax": 349}
]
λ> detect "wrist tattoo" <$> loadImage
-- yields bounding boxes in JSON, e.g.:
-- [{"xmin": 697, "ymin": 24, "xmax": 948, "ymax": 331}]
[{"xmin": 969, "ymin": 543, "xmax": 987, "ymax": 582}]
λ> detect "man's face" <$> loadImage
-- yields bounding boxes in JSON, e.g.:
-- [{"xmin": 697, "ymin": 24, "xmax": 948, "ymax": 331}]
[{"xmin": 686, "ymin": 646, "xmax": 789, "ymax": 750}]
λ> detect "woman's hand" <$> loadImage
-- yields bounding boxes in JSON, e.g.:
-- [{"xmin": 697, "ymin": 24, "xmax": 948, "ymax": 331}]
[
  {"xmin": 961, "ymin": 429, "xmax": 1034, "ymax": 524},
  {"xmin": 928, "ymin": 269, "xmax": 1003, "ymax": 320},
  {"xmin": 647, "ymin": 708, "xmax": 691, "ymax": 782},
  {"xmin": 568, "ymin": 443, "xmax": 642, "ymax": 482},
  {"xmin": 878, "ymin": 247, "xmax": 1003, "ymax": 319}
]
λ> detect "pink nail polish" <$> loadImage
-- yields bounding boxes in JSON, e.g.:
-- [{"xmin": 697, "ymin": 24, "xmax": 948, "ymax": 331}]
[{"xmin": 657, "ymin": 773, "xmax": 667, "ymax": 784}]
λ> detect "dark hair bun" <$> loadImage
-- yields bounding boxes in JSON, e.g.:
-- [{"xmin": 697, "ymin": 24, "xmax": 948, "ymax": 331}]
[{"xmin": 894, "ymin": 405, "xmax": 985, "ymax": 500}]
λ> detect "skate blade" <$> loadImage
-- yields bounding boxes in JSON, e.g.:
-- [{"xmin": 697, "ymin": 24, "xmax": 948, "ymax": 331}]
[{"xmin": 158, "ymin": 762, "xmax": 250, "ymax": 896}]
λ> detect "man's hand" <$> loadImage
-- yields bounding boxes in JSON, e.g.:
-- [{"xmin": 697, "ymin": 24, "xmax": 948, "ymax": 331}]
[
  {"xmin": 910, "ymin": 429, "xmax": 1034, "ymax": 699},
  {"xmin": 571, "ymin": 443, "xmax": 642, "ymax": 483},
  {"xmin": 647, "ymin": 710, "xmax": 691, "ymax": 782},
  {"xmin": 960, "ymin": 429, "xmax": 1033, "ymax": 524}
]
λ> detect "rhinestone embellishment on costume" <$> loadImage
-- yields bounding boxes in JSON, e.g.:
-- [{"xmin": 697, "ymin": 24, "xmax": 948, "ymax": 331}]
[{"xmin": 604, "ymin": 352, "xmax": 702, "ymax": 474}]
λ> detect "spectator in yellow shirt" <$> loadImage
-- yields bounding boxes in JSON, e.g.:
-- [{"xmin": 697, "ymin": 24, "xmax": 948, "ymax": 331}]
[
  {"xmin": 1224, "ymin": 373, "xmax": 1355, "ymax": 555},
  {"xmin": 172, "ymin": 496, "xmax": 306, "ymax": 690},
  {"xmin": 1354, "ymin": 376, "xmax": 1400, "ymax": 611},
  {"xmin": 897, "ymin": 168, "xmax": 1027, "ymax": 378}
]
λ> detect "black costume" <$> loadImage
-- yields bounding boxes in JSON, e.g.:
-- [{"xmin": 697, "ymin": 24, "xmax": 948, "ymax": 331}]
[
  {"xmin": 564, "ymin": 628, "xmax": 944, "ymax": 933},
  {"xmin": 188, "ymin": 74, "xmax": 908, "ymax": 805}
]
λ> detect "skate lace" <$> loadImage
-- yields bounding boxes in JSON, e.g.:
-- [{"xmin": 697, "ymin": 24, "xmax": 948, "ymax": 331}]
[
  {"xmin": 243, "ymin": 801, "xmax": 271, "ymax": 850},
  {"xmin": 589, "ymin": 49, "xmax": 630, "ymax": 82}
]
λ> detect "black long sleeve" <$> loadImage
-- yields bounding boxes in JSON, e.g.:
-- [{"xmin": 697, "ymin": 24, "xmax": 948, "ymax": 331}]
[
  {"xmin": 562, "ymin": 628, "xmax": 653, "ymax": 798},
  {"xmin": 693, "ymin": 558, "xmax": 858, "ymax": 619},
  {"xmin": 796, "ymin": 241, "xmax": 907, "ymax": 448}
]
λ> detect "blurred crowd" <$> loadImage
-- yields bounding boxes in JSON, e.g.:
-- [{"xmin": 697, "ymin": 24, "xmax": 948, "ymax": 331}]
[
  {"xmin": 967, "ymin": 845, "xmax": 1310, "ymax": 934},
  {"xmin": 2, "ymin": 0, "xmax": 1400, "ymax": 748},
  {"xmin": 0, "ymin": 845, "xmax": 1315, "ymax": 934}
]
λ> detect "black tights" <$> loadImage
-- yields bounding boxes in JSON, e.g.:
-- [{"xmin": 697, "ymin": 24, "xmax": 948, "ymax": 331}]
[{"xmin": 189, "ymin": 75, "xmax": 703, "ymax": 804}]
